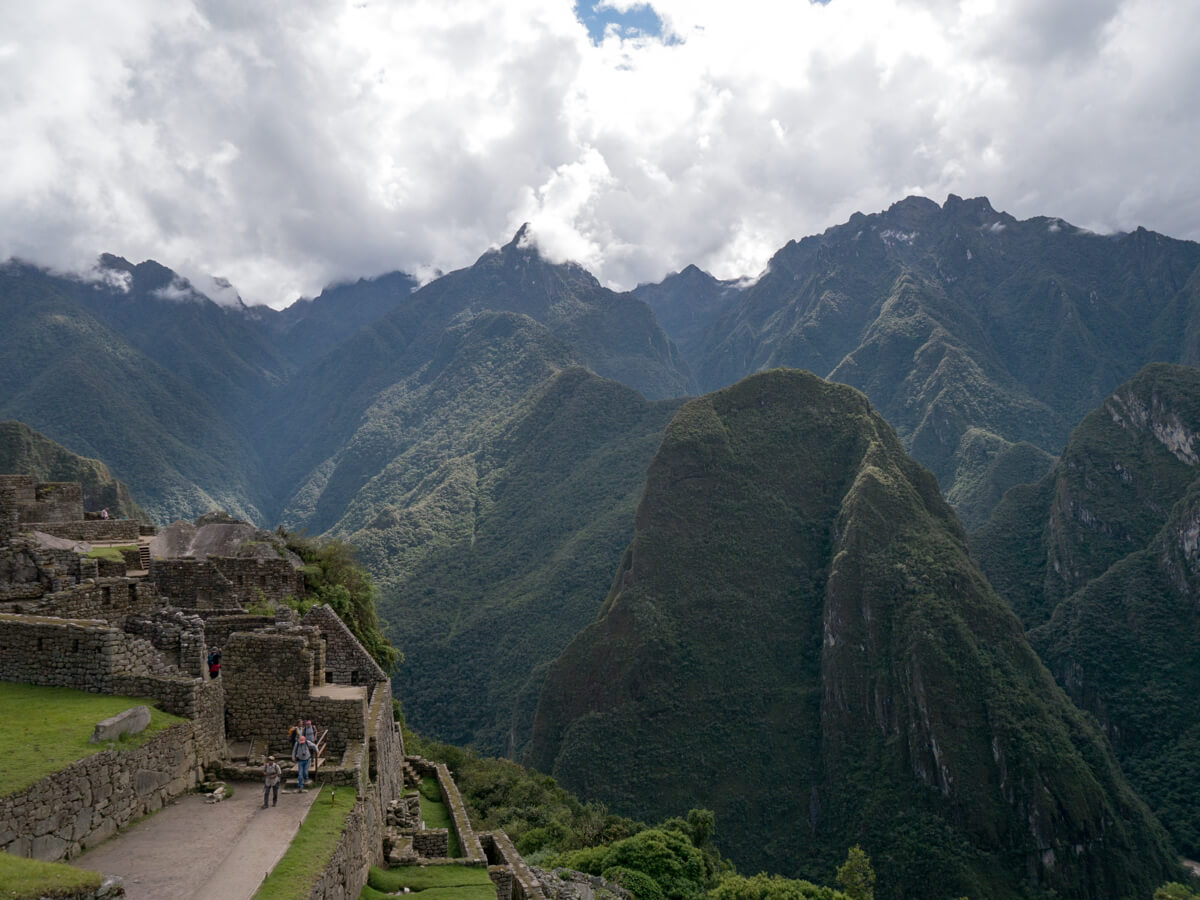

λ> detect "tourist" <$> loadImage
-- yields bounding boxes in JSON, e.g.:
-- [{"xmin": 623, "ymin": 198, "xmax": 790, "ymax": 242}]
[
  {"xmin": 293, "ymin": 733, "xmax": 313, "ymax": 791},
  {"xmin": 304, "ymin": 719, "xmax": 317, "ymax": 744},
  {"xmin": 289, "ymin": 717, "xmax": 304, "ymax": 749},
  {"xmin": 263, "ymin": 755, "xmax": 282, "ymax": 808},
  {"xmin": 99, "ymin": 508, "xmax": 109, "ymax": 519},
  {"xmin": 207, "ymin": 648, "xmax": 221, "ymax": 679}
]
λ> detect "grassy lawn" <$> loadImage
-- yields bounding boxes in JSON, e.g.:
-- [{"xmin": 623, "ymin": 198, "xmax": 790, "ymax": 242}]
[
  {"xmin": 362, "ymin": 864, "xmax": 495, "ymax": 900},
  {"xmin": 419, "ymin": 775, "xmax": 463, "ymax": 857},
  {"xmin": 253, "ymin": 786, "xmax": 354, "ymax": 899},
  {"xmin": 0, "ymin": 682, "xmax": 185, "ymax": 797},
  {"xmin": 0, "ymin": 853, "xmax": 103, "ymax": 900},
  {"xmin": 85, "ymin": 545, "xmax": 136, "ymax": 561}
]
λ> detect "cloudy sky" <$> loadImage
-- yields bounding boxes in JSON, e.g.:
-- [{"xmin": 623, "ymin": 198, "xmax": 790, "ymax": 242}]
[{"xmin": 2, "ymin": 0, "xmax": 1198, "ymax": 307}]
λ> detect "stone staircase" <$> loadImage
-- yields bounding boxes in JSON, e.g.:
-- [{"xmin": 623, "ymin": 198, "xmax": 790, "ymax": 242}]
[{"xmin": 138, "ymin": 544, "xmax": 151, "ymax": 570}]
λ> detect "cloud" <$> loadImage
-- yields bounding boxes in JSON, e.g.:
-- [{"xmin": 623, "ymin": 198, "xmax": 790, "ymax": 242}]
[{"xmin": 1, "ymin": 0, "xmax": 1198, "ymax": 307}]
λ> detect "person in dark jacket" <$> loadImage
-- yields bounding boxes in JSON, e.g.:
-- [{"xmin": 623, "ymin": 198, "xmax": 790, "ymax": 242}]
[{"xmin": 292, "ymin": 734, "xmax": 313, "ymax": 791}]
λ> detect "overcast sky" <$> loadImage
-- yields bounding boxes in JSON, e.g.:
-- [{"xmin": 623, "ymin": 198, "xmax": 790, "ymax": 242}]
[{"xmin": 2, "ymin": 0, "xmax": 1197, "ymax": 308}]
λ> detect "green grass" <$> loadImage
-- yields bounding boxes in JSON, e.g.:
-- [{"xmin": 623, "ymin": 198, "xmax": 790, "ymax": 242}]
[
  {"xmin": 419, "ymin": 775, "xmax": 463, "ymax": 857},
  {"xmin": 85, "ymin": 546, "xmax": 128, "ymax": 561},
  {"xmin": 0, "ymin": 853, "xmax": 103, "ymax": 900},
  {"xmin": 363, "ymin": 864, "xmax": 496, "ymax": 900},
  {"xmin": 0, "ymin": 682, "xmax": 186, "ymax": 796},
  {"xmin": 253, "ymin": 786, "xmax": 354, "ymax": 899}
]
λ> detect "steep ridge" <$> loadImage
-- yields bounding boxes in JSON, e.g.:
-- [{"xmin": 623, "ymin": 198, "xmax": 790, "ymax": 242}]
[
  {"xmin": 639, "ymin": 196, "xmax": 1200, "ymax": 520},
  {"xmin": 255, "ymin": 227, "xmax": 693, "ymax": 520},
  {"xmin": 530, "ymin": 369, "xmax": 1177, "ymax": 898},
  {"xmin": 284, "ymin": 310, "xmax": 682, "ymax": 754},
  {"xmin": 0, "ymin": 266, "xmax": 265, "ymax": 522},
  {"xmin": 975, "ymin": 362, "xmax": 1200, "ymax": 856},
  {"xmin": 0, "ymin": 420, "xmax": 147, "ymax": 521}
]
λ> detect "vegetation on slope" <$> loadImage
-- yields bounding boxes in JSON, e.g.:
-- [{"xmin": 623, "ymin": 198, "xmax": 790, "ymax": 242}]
[
  {"xmin": 974, "ymin": 363, "xmax": 1200, "ymax": 857},
  {"xmin": 280, "ymin": 531, "xmax": 400, "ymax": 673},
  {"xmin": 531, "ymin": 369, "xmax": 1178, "ymax": 899},
  {"xmin": 315, "ymin": 337, "xmax": 680, "ymax": 754},
  {"xmin": 0, "ymin": 683, "xmax": 185, "ymax": 796},
  {"xmin": 408, "ymin": 731, "xmax": 853, "ymax": 900}
]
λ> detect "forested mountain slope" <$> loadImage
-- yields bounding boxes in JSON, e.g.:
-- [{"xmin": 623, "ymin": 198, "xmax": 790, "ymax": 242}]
[
  {"xmin": 531, "ymin": 369, "xmax": 1177, "ymax": 899},
  {"xmin": 975, "ymin": 362, "xmax": 1200, "ymax": 857},
  {"xmin": 638, "ymin": 196, "xmax": 1200, "ymax": 524}
]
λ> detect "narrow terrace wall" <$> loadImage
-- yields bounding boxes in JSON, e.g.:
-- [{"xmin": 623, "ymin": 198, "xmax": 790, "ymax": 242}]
[
  {"xmin": 15, "ymin": 579, "xmax": 159, "ymax": 625},
  {"xmin": 28, "ymin": 520, "xmax": 140, "ymax": 542}
]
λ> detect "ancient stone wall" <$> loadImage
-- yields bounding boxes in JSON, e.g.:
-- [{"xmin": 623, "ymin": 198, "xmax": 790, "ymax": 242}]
[
  {"xmin": 124, "ymin": 609, "xmax": 208, "ymax": 677},
  {"xmin": 29, "ymin": 520, "xmax": 139, "ymax": 542},
  {"xmin": 482, "ymin": 831, "xmax": 548, "ymax": 900},
  {"xmin": 16, "ymin": 480, "xmax": 85, "ymax": 524},
  {"xmin": 0, "ymin": 483, "xmax": 17, "ymax": 543},
  {"xmin": 0, "ymin": 722, "xmax": 204, "ymax": 863},
  {"xmin": 209, "ymin": 555, "xmax": 303, "ymax": 607},
  {"xmin": 150, "ymin": 556, "xmax": 303, "ymax": 610},
  {"xmin": 202, "ymin": 613, "xmax": 277, "ymax": 651},
  {"xmin": 0, "ymin": 538, "xmax": 83, "ymax": 602},
  {"xmin": 13, "ymin": 579, "xmax": 159, "ymax": 625},
  {"xmin": 0, "ymin": 615, "xmax": 213, "ymax": 720},
  {"xmin": 407, "ymin": 756, "xmax": 486, "ymax": 864},
  {"xmin": 302, "ymin": 604, "xmax": 388, "ymax": 688},
  {"xmin": 367, "ymin": 678, "xmax": 405, "ymax": 807},
  {"xmin": 223, "ymin": 630, "xmax": 312, "ymax": 746}
]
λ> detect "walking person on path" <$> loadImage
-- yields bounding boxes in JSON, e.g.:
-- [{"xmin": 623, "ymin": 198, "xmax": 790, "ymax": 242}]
[
  {"xmin": 292, "ymin": 734, "xmax": 313, "ymax": 791},
  {"xmin": 289, "ymin": 717, "xmax": 304, "ymax": 749},
  {"xmin": 263, "ymin": 755, "xmax": 282, "ymax": 808},
  {"xmin": 304, "ymin": 719, "xmax": 317, "ymax": 744}
]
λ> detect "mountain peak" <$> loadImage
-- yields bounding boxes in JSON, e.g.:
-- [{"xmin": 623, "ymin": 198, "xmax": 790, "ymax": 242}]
[{"xmin": 502, "ymin": 223, "xmax": 534, "ymax": 252}]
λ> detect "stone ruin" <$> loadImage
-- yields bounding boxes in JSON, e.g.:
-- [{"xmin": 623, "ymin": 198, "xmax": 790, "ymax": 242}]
[{"xmin": 0, "ymin": 473, "xmax": 550, "ymax": 900}]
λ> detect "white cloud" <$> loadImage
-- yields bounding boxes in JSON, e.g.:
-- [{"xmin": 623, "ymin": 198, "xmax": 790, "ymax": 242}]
[{"xmin": 0, "ymin": 0, "xmax": 1198, "ymax": 307}]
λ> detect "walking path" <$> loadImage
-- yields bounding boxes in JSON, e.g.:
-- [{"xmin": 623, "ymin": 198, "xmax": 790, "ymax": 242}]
[{"xmin": 71, "ymin": 782, "xmax": 321, "ymax": 900}]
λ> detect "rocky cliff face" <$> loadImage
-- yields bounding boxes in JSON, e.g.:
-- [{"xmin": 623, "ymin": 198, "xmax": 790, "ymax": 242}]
[
  {"xmin": 976, "ymin": 362, "xmax": 1200, "ymax": 857},
  {"xmin": 531, "ymin": 369, "xmax": 1177, "ymax": 899}
]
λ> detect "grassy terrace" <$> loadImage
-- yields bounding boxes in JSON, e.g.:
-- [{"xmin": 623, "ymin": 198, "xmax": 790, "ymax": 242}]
[
  {"xmin": 253, "ymin": 785, "xmax": 355, "ymax": 899},
  {"xmin": 0, "ymin": 682, "xmax": 185, "ymax": 797},
  {"xmin": 419, "ymin": 774, "xmax": 463, "ymax": 858},
  {"xmin": 0, "ymin": 854, "xmax": 103, "ymax": 900},
  {"xmin": 361, "ymin": 864, "xmax": 496, "ymax": 900}
]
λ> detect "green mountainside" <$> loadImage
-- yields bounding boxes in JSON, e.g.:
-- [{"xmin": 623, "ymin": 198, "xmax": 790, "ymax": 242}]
[
  {"xmin": 0, "ymin": 420, "xmax": 147, "ymax": 520},
  {"xmin": 282, "ymin": 309, "xmax": 681, "ymax": 755},
  {"xmin": 974, "ymin": 362, "xmax": 1200, "ymax": 856},
  {"xmin": 638, "ymin": 196, "xmax": 1200, "ymax": 523},
  {"xmin": 0, "ymin": 265, "xmax": 265, "ymax": 522},
  {"xmin": 530, "ymin": 369, "xmax": 1177, "ymax": 899}
]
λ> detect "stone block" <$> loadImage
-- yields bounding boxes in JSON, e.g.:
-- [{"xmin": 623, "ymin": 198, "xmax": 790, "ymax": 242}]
[
  {"xmin": 91, "ymin": 705, "xmax": 152, "ymax": 743},
  {"xmin": 135, "ymin": 769, "xmax": 169, "ymax": 796},
  {"xmin": 30, "ymin": 832, "xmax": 67, "ymax": 861}
]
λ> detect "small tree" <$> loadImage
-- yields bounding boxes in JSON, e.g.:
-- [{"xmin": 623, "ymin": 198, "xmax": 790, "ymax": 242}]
[{"xmin": 836, "ymin": 846, "xmax": 875, "ymax": 900}]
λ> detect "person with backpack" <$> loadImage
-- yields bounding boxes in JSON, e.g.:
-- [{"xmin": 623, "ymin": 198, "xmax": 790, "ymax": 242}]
[
  {"xmin": 288, "ymin": 717, "xmax": 304, "ymax": 749},
  {"xmin": 263, "ymin": 755, "xmax": 282, "ymax": 808},
  {"xmin": 292, "ymin": 733, "xmax": 313, "ymax": 791},
  {"xmin": 207, "ymin": 648, "xmax": 221, "ymax": 679}
]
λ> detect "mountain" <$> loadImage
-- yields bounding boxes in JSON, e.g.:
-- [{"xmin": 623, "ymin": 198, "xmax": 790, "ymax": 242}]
[
  {"xmin": 530, "ymin": 369, "xmax": 1177, "ymax": 899},
  {"xmin": 0, "ymin": 264, "xmax": 266, "ymax": 522},
  {"xmin": 273, "ymin": 306, "xmax": 682, "ymax": 755},
  {"xmin": 638, "ymin": 196, "xmax": 1200, "ymax": 522},
  {"xmin": 256, "ymin": 226, "xmax": 694, "ymax": 523},
  {"xmin": 634, "ymin": 264, "xmax": 744, "ymax": 366},
  {"xmin": 268, "ymin": 270, "xmax": 421, "ymax": 362},
  {"xmin": 0, "ymin": 420, "xmax": 147, "ymax": 521},
  {"xmin": 974, "ymin": 362, "xmax": 1200, "ymax": 856}
]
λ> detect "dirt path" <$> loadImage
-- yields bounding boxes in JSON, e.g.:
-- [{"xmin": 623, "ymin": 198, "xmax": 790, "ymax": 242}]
[{"xmin": 72, "ymin": 782, "xmax": 320, "ymax": 900}]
